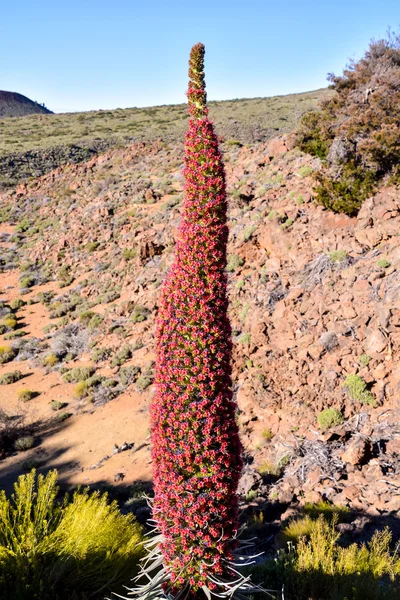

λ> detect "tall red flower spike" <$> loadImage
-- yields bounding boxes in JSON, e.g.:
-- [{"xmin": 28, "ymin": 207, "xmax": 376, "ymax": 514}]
[{"xmin": 127, "ymin": 44, "xmax": 263, "ymax": 600}]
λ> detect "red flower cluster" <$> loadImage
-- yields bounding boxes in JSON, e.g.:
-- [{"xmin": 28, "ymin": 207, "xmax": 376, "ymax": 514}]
[{"xmin": 151, "ymin": 43, "xmax": 243, "ymax": 593}]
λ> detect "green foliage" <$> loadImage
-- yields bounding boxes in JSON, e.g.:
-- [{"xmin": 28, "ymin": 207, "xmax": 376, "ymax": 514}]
[
  {"xmin": 17, "ymin": 389, "xmax": 35, "ymax": 402},
  {"xmin": 344, "ymin": 374, "xmax": 376, "ymax": 406},
  {"xmin": 296, "ymin": 33, "xmax": 400, "ymax": 215},
  {"xmin": 329, "ymin": 249, "xmax": 347, "ymax": 263},
  {"xmin": 317, "ymin": 408, "xmax": 344, "ymax": 429},
  {"xmin": 62, "ymin": 367, "xmax": 95, "ymax": 383},
  {"xmin": 296, "ymin": 165, "xmax": 314, "ymax": 178},
  {"xmin": 226, "ymin": 254, "xmax": 244, "ymax": 272},
  {"xmin": 122, "ymin": 248, "xmax": 137, "ymax": 261},
  {"xmin": 85, "ymin": 241, "xmax": 100, "ymax": 252},
  {"xmin": 130, "ymin": 305, "xmax": 150, "ymax": 323},
  {"xmin": 251, "ymin": 516, "xmax": 400, "ymax": 600},
  {"xmin": 0, "ymin": 470, "xmax": 144, "ymax": 599},
  {"xmin": 10, "ymin": 298, "xmax": 25, "ymax": 310},
  {"xmin": 0, "ymin": 371, "xmax": 23, "ymax": 385},
  {"xmin": 14, "ymin": 436, "xmax": 34, "ymax": 451},
  {"xmin": 135, "ymin": 375, "xmax": 152, "ymax": 392},
  {"xmin": 111, "ymin": 345, "xmax": 132, "ymax": 367},
  {"xmin": 358, "ymin": 354, "xmax": 371, "ymax": 367},
  {"xmin": 238, "ymin": 332, "xmax": 251, "ymax": 344},
  {"xmin": 0, "ymin": 345, "xmax": 16, "ymax": 364},
  {"xmin": 19, "ymin": 275, "xmax": 35, "ymax": 289},
  {"xmin": 73, "ymin": 381, "xmax": 89, "ymax": 399},
  {"xmin": 43, "ymin": 353, "xmax": 59, "ymax": 367},
  {"xmin": 119, "ymin": 366, "xmax": 140, "ymax": 386},
  {"xmin": 377, "ymin": 258, "xmax": 391, "ymax": 268}
]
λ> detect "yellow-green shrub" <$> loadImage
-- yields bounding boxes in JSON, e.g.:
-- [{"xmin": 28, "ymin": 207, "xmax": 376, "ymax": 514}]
[
  {"xmin": 0, "ymin": 469, "xmax": 143, "ymax": 599},
  {"xmin": 250, "ymin": 516, "xmax": 400, "ymax": 600}
]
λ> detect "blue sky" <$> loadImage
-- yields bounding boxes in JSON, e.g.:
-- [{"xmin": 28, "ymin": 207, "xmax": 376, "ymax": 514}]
[{"xmin": 2, "ymin": 0, "xmax": 399, "ymax": 113}]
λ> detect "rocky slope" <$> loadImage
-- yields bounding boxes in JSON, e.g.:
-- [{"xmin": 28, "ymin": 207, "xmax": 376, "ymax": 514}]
[
  {"xmin": 0, "ymin": 91, "xmax": 52, "ymax": 118},
  {"xmin": 0, "ymin": 136, "xmax": 398, "ymax": 540}
]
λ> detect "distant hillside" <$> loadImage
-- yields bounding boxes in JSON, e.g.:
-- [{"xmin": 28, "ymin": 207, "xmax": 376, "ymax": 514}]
[
  {"xmin": 0, "ymin": 91, "xmax": 52, "ymax": 118},
  {"xmin": 0, "ymin": 88, "xmax": 331, "ymax": 187}
]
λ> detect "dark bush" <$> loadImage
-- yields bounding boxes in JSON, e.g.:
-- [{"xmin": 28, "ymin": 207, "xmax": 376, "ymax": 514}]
[{"xmin": 296, "ymin": 31, "xmax": 400, "ymax": 214}]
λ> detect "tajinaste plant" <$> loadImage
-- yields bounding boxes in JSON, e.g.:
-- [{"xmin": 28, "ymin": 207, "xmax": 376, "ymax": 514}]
[{"xmin": 126, "ymin": 44, "xmax": 264, "ymax": 600}]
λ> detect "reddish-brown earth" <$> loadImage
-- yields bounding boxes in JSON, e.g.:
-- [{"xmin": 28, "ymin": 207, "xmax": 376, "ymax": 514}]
[{"xmin": 0, "ymin": 137, "xmax": 398, "ymax": 536}]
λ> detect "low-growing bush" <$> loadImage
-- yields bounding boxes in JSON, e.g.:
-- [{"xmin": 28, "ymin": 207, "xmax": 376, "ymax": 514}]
[
  {"xmin": 0, "ymin": 345, "xmax": 16, "ymax": 364},
  {"xmin": 226, "ymin": 254, "xmax": 244, "ymax": 272},
  {"xmin": 119, "ymin": 365, "xmax": 140, "ymax": 387},
  {"xmin": 62, "ymin": 366, "xmax": 95, "ymax": 383},
  {"xmin": 17, "ymin": 389, "xmax": 36, "ymax": 402},
  {"xmin": 135, "ymin": 374, "xmax": 152, "ymax": 392},
  {"xmin": 251, "ymin": 516, "xmax": 400, "ymax": 600},
  {"xmin": 130, "ymin": 305, "xmax": 150, "ymax": 323},
  {"xmin": 123, "ymin": 248, "xmax": 137, "ymax": 261},
  {"xmin": 377, "ymin": 258, "xmax": 391, "ymax": 269},
  {"xmin": 10, "ymin": 298, "xmax": 25, "ymax": 310},
  {"xmin": 43, "ymin": 353, "xmax": 59, "ymax": 367},
  {"xmin": 19, "ymin": 275, "xmax": 35, "ymax": 289},
  {"xmin": 85, "ymin": 241, "xmax": 100, "ymax": 252},
  {"xmin": 14, "ymin": 436, "xmax": 34, "ymax": 451},
  {"xmin": 0, "ymin": 370, "xmax": 23, "ymax": 385},
  {"xmin": 317, "ymin": 408, "xmax": 344, "ymax": 429},
  {"xmin": 329, "ymin": 249, "xmax": 347, "ymax": 263},
  {"xmin": 111, "ymin": 345, "xmax": 132, "ymax": 367},
  {"xmin": 344, "ymin": 374, "xmax": 376, "ymax": 406},
  {"xmin": 0, "ymin": 469, "xmax": 144, "ymax": 599}
]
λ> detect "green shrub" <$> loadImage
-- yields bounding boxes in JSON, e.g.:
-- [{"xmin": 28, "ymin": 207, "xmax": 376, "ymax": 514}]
[
  {"xmin": 73, "ymin": 381, "xmax": 89, "ymax": 398},
  {"xmin": 296, "ymin": 33, "xmax": 400, "ymax": 215},
  {"xmin": 123, "ymin": 248, "xmax": 137, "ymax": 260},
  {"xmin": 88, "ymin": 313, "xmax": 104, "ymax": 331},
  {"xmin": 238, "ymin": 332, "xmax": 251, "ymax": 344},
  {"xmin": 377, "ymin": 258, "xmax": 391, "ymax": 268},
  {"xmin": 43, "ymin": 353, "xmax": 59, "ymax": 367},
  {"xmin": 317, "ymin": 408, "xmax": 344, "ymax": 429},
  {"xmin": 344, "ymin": 374, "xmax": 376, "ymax": 406},
  {"xmin": 329, "ymin": 249, "xmax": 347, "ymax": 263},
  {"xmin": 111, "ymin": 345, "xmax": 132, "ymax": 367},
  {"xmin": 119, "ymin": 365, "xmax": 140, "ymax": 386},
  {"xmin": 17, "ymin": 389, "xmax": 36, "ymax": 402},
  {"xmin": 10, "ymin": 298, "xmax": 25, "ymax": 310},
  {"xmin": 2, "ymin": 316, "xmax": 17, "ymax": 330},
  {"xmin": 296, "ymin": 165, "xmax": 314, "ymax": 178},
  {"xmin": 130, "ymin": 305, "xmax": 150, "ymax": 323},
  {"xmin": 14, "ymin": 436, "xmax": 34, "ymax": 451},
  {"xmin": 0, "ymin": 371, "xmax": 23, "ymax": 385},
  {"xmin": 50, "ymin": 400, "xmax": 65, "ymax": 411},
  {"xmin": 62, "ymin": 367, "xmax": 95, "ymax": 383},
  {"xmin": 0, "ymin": 469, "xmax": 143, "ymax": 599},
  {"xmin": 251, "ymin": 516, "xmax": 400, "ymax": 600},
  {"xmin": 135, "ymin": 375, "xmax": 152, "ymax": 392},
  {"xmin": 358, "ymin": 354, "xmax": 371, "ymax": 367},
  {"xmin": 226, "ymin": 254, "xmax": 244, "ymax": 272},
  {"xmin": 85, "ymin": 241, "xmax": 100, "ymax": 252},
  {"xmin": 19, "ymin": 275, "xmax": 35, "ymax": 289},
  {"xmin": 0, "ymin": 345, "xmax": 16, "ymax": 364}
]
